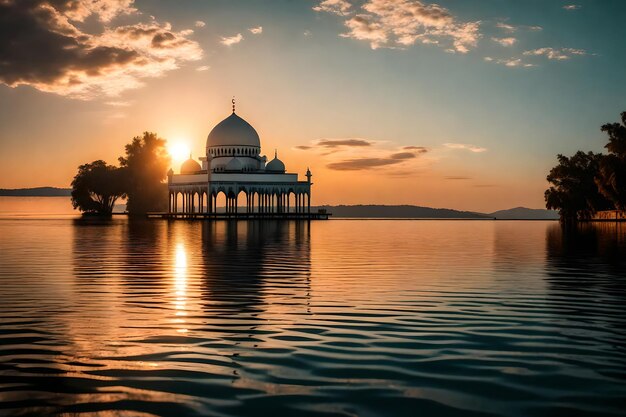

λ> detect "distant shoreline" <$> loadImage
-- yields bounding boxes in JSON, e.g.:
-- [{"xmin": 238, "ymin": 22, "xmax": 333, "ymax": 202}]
[
  {"xmin": 0, "ymin": 188, "xmax": 560, "ymax": 220},
  {"xmin": 0, "ymin": 187, "xmax": 71, "ymax": 197}
]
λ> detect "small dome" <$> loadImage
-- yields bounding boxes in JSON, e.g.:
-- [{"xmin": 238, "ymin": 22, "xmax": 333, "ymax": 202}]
[
  {"xmin": 225, "ymin": 157, "xmax": 243, "ymax": 171},
  {"xmin": 206, "ymin": 112, "xmax": 261, "ymax": 148},
  {"xmin": 266, "ymin": 152, "xmax": 285, "ymax": 173},
  {"xmin": 181, "ymin": 157, "xmax": 201, "ymax": 174}
]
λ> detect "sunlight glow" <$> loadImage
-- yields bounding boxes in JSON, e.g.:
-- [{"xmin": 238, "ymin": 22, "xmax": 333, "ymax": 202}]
[{"xmin": 168, "ymin": 142, "xmax": 191, "ymax": 164}]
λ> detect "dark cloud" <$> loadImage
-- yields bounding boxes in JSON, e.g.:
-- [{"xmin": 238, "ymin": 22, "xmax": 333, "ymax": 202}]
[
  {"xmin": 327, "ymin": 151, "xmax": 419, "ymax": 171},
  {"xmin": 445, "ymin": 176, "xmax": 471, "ymax": 180},
  {"xmin": 390, "ymin": 152, "xmax": 416, "ymax": 160},
  {"xmin": 317, "ymin": 138, "xmax": 373, "ymax": 148},
  {"xmin": 294, "ymin": 145, "xmax": 312, "ymax": 150},
  {"xmin": 327, "ymin": 157, "xmax": 406, "ymax": 171},
  {"xmin": 0, "ymin": 0, "xmax": 202, "ymax": 99},
  {"xmin": 403, "ymin": 146, "xmax": 428, "ymax": 153}
]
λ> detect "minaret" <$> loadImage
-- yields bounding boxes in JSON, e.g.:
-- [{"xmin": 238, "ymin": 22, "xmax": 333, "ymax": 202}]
[{"xmin": 306, "ymin": 167, "xmax": 312, "ymax": 183}]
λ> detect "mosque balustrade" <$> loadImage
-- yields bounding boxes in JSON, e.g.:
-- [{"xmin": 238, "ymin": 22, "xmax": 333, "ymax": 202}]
[{"xmin": 167, "ymin": 182, "xmax": 311, "ymax": 215}]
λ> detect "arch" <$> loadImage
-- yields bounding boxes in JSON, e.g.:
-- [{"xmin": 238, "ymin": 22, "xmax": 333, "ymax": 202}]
[
  {"xmin": 236, "ymin": 189, "xmax": 248, "ymax": 214},
  {"xmin": 215, "ymin": 190, "xmax": 227, "ymax": 214}
]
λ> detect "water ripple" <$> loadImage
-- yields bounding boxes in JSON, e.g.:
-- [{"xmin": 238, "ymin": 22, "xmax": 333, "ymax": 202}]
[{"xmin": 1, "ymin": 217, "xmax": 626, "ymax": 416}]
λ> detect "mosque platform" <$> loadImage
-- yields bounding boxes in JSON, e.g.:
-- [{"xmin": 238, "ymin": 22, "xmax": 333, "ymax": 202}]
[{"xmin": 147, "ymin": 211, "xmax": 331, "ymax": 220}]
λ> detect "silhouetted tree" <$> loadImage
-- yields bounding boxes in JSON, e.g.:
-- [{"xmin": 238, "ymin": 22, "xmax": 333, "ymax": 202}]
[
  {"xmin": 545, "ymin": 151, "xmax": 611, "ymax": 222},
  {"xmin": 71, "ymin": 160, "xmax": 126, "ymax": 215},
  {"xmin": 118, "ymin": 132, "xmax": 170, "ymax": 215},
  {"xmin": 596, "ymin": 112, "xmax": 626, "ymax": 210}
]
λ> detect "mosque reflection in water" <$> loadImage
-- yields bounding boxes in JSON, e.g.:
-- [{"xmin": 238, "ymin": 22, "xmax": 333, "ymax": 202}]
[{"xmin": 70, "ymin": 219, "xmax": 312, "ymax": 348}]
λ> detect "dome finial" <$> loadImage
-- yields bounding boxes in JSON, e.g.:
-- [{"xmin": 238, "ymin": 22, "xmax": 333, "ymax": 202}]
[
  {"xmin": 232, "ymin": 96, "xmax": 235, "ymax": 113},
  {"xmin": 274, "ymin": 149, "xmax": 277, "ymax": 159}
]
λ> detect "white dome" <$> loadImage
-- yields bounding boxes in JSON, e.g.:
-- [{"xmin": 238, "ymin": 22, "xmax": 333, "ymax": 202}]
[
  {"xmin": 206, "ymin": 113, "xmax": 260, "ymax": 148},
  {"xmin": 225, "ymin": 157, "xmax": 243, "ymax": 171},
  {"xmin": 180, "ymin": 157, "xmax": 201, "ymax": 174},
  {"xmin": 266, "ymin": 153, "xmax": 285, "ymax": 173}
]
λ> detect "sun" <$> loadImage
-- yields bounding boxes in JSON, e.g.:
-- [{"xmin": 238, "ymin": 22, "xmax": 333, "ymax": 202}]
[{"xmin": 168, "ymin": 142, "xmax": 191, "ymax": 164}]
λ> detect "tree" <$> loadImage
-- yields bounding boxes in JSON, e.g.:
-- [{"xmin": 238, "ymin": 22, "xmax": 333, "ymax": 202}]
[
  {"xmin": 118, "ymin": 132, "xmax": 171, "ymax": 215},
  {"xmin": 71, "ymin": 160, "xmax": 126, "ymax": 215},
  {"xmin": 545, "ymin": 151, "xmax": 611, "ymax": 222},
  {"xmin": 596, "ymin": 111, "xmax": 626, "ymax": 210}
]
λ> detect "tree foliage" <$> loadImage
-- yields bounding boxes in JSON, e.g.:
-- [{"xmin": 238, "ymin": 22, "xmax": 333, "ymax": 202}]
[
  {"xmin": 118, "ymin": 132, "xmax": 171, "ymax": 215},
  {"xmin": 71, "ymin": 160, "xmax": 126, "ymax": 215},
  {"xmin": 596, "ymin": 112, "xmax": 626, "ymax": 210},
  {"xmin": 545, "ymin": 151, "xmax": 611, "ymax": 222}
]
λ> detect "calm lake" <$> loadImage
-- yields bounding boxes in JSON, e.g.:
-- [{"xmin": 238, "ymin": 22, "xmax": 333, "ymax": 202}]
[{"xmin": 0, "ymin": 197, "xmax": 625, "ymax": 416}]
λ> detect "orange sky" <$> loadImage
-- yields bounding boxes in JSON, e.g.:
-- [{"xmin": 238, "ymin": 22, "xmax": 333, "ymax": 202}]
[{"xmin": 1, "ymin": 0, "xmax": 624, "ymax": 212}]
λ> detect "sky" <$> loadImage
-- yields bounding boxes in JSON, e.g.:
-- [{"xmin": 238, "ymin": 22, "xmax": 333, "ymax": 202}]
[{"xmin": 1, "ymin": 0, "xmax": 625, "ymax": 212}]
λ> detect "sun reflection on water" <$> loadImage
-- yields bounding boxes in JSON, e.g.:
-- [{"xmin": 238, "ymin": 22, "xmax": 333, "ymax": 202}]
[{"xmin": 173, "ymin": 243, "xmax": 188, "ymax": 333}]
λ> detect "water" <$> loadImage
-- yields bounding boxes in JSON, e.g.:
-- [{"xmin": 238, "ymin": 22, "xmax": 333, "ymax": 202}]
[{"xmin": 0, "ymin": 198, "xmax": 625, "ymax": 416}]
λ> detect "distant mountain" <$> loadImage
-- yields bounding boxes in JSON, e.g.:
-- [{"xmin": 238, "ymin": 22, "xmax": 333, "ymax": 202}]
[
  {"xmin": 489, "ymin": 207, "xmax": 559, "ymax": 220},
  {"xmin": 0, "ymin": 187, "xmax": 71, "ymax": 197},
  {"xmin": 314, "ymin": 205, "xmax": 492, "ymax": 219}
]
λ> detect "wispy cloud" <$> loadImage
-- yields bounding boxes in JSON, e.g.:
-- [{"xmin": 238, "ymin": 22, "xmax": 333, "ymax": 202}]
[
  {"xmin": 496, "ymin": 21, "xmax": 542, "ymax": 32},
  {"xmin": 563, "ymin": 4, "xmax": 581, "ymax": 10},
  {"xmin": 444, "ymin": 143, "xmax": 487, "ymax": 153},
  {"xmin": 296, "ymin": 138, "xmax": 374, "ymax": 150},
  {"xmin": 298, "ymin": 136, "xmax": 430, "ymax": 172},
  {"xmin": 249, "ymin": 26, "xmax": 263, "ymax": 35},
  {"xmin": 445, "ymin": 176, "xmax": 471, "ymax": 180},
  {"xmin": 220, "ymin": 33, "xmax": 244, "ymax": 46},
  {"xmin": 196, "ymin": 65, "xmax": 210, "ymax": 71},
  {"xmin": 313, "ymin": 0, "xmax": 352, "ymax": 16},
  {"xmin": 523, "ymin": 47, "xmax": 586, "ymax": 60},
  {"xmin": 316, "ymin": 0, "xmax": 480, "ymax": 53},
  {"xmin": 492, "ymin": 37, "xmax": 516, "ymax": 46},
  {"xmin": 195, "ymin": 20, "xmax": 205, "ymax": 28},
  {"xmin": 0, "ymin": 0, "xmax": 203, "ymax": 99},
  {"xmin": 403, "ymin": 146, "xmax": 428, "ymax": 153},
  {"xmin": 105, "ymin": 101, "xmax": 132, "ymax": 107},
  {"xmin": 484, "ymin": 57, "xmax": 534, "ymax": 68}
]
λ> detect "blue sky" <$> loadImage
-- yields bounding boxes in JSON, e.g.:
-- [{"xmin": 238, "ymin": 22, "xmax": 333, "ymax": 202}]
[{"xmin": 1, "ymin": 0, "xmax": 625, "ymax": 211}]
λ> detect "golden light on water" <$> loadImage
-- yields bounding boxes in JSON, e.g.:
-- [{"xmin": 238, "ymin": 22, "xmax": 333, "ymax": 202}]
[
  {"xmin": 173, "ymin": 243, "xmax": 188, "ymax": 333},
  {"xmin": 168, "ymin": 142, "xmax": 191, "ymax": 164}
]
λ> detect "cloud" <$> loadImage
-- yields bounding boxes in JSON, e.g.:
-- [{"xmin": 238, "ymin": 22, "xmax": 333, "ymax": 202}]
[
  {"xmin": 325, "ymin": 145, "xmax": 429, "ymax": 171},
  {"xmin": 317, "ymin": 0, "xmax": 480, "ymax": 53},
  {"xmin": 317, "ymin": 138, "xmax": 373, "ymax": 148},
  {"xmin": 313, "ymin": 0, "xmax": 352, "ymax": 16},
  {"xmin": 492, "ymin": 37, "xmax": 516, "ymax": 46},
  {"xmin": 221, "ymin": 33, "xmax": 244, "ymax": 46},
  {"xmin": 105, "ymin": 100, "xmax": 132, "ymax": 106},
  {"xmin": 444, "ymin": 143, "xmax": 487, "ymax": 152},
  {"xmin": 0, "ymin": 0, "xmax": 202, "ymax": 99},
  {"xmin": 195, "ymin": 20, "xmax": 205, "ymax": 28},
  {"xmin": 390, "ymin": 151, "xmax": 416, "ymax": 159},
  {"xmin": 327, "ymin": 154, "xmax": 416, "ymax": 170},
  {"xmin": 446, "ymin": 176, "xmax": 470, "ymax": 180},
  {"xmin": 196, "ymin": 65, "xmax": 210, "ymax": 71},
  {"xmin": 403, "ymin": 146, "xmax": 428, "ymax": 153},
  {"xmin": 297, "ymin": 138, "xmax": 374, "ymax": 150},
  {"xmin": 496, "ymin": 22, "xmax": 516, "ymax": 32},
  {"xmin": 496, "ymin": 21, "xmax": 542, "ymax": 32},
  {"xmin": 484, "ymin": 57, "xmax": 534, "ymax": 68},
  {"xmin": 523, "ymin": 47, "xmax": 586, "ymax": 60},
  {"xmin": 249, "ymin": 26, "xmax": 263, "ymax": 35},
  {"xmin": 563, "ymin": 4, "xmax": 581, "ymax": 10}
]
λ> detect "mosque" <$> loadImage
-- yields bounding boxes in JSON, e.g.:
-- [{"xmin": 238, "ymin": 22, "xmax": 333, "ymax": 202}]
[{"xmin": 166, "ymin": 101, "xmax": 315, "ymax": 217}]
